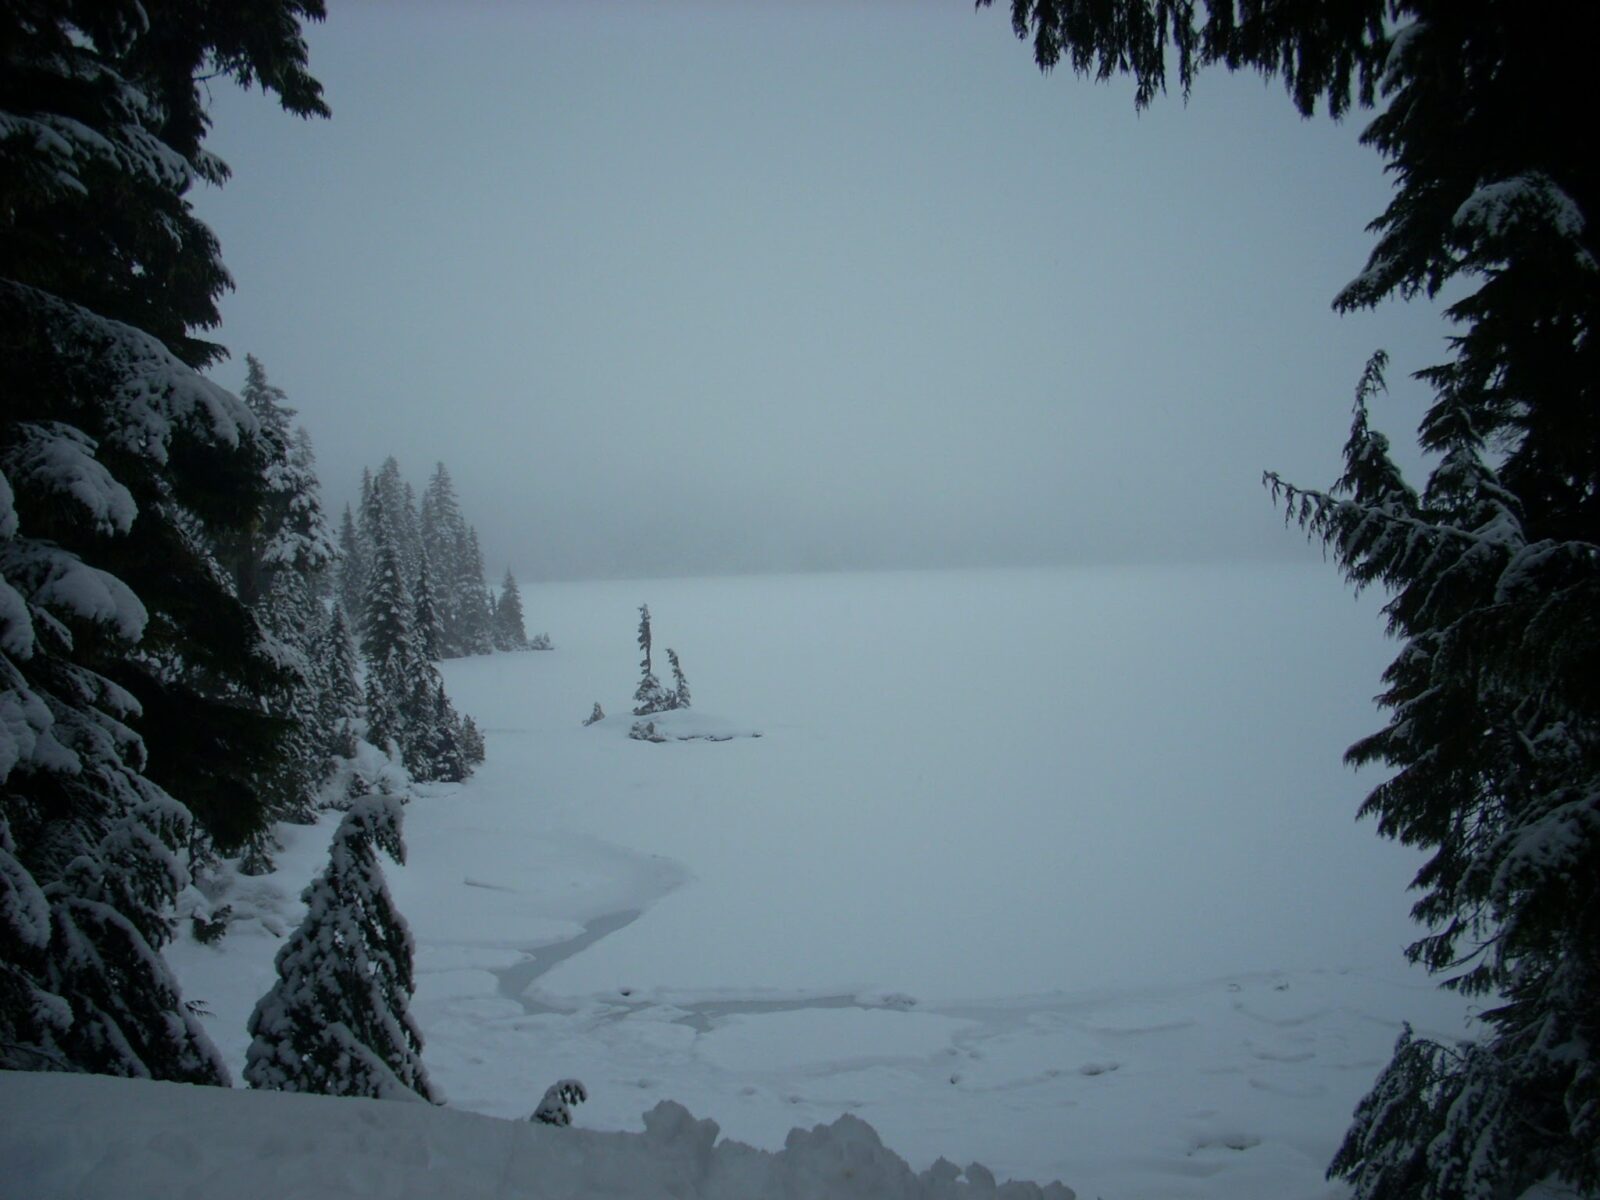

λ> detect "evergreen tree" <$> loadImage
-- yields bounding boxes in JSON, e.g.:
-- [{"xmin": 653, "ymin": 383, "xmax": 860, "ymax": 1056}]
[
  {"xmin": 236, "ymin": 356, "xmax": 336, "ymax": 829},
  {"xmin": 356, "ymin": 458, "xmax": 425, "ymax": 610},
  {"xmin": 253, "ymin": 567, "xmax": 322, "ymax": 826},
  {"xmin": 0, "ymin": 0, "xmax": 325, "ymax": 1080},
  {"xmin": 533, "ymin": 1078, "xmax": 588, "ymax": 1126},
  {"xmin": 335, "ymin": 505, "xmax": 366, "ymax": 625},
  {"xmin": 398, "ymin": 481, "xmax": 423, "ymax": 586},
  {"xmin": 359, "ymin": 490, "xmax": 414, "ymax": 759},
  {"xmin": 357, "ymin": 487, "xmax": 475, "ymax": 783},
  {"xmin": 667, "ymin": 648, "xmax": 691, "ymax": 710},
  {"xmin": 1273, "ymin": 356, "xmax": 1600, "ymax": 1200},
  {"xmin": 419, "ymin": 463, "xmax": 464, "ymax": 651},
  {"xmin": 633, "ymin": 604, "xmax": 671, "ymax": 715},
  {"xmin": 312, "ymin": 603, "xmax": 362, "ymax": 768},
  {"xmin": 459, "ymin": 715, "xmax": 487, "ymax": 767},
  {"xmin": 986, "ymin": 2, "xmax": 1600, "ymax": 1193},
  {"xmin": 456, "ymin": 530, "xmax": 496, "ymax": 655},
  {"xmin": 240, "ymin": 356, "xmax": 336, "ymax": 590},
  {"xmin": 412, "ymin": 552, "xmax": 445, "ymax": 664},
  {"xmin": 399, "ymin": 677, "xmax": 468, "ymax": 784},
  {"xmin": 416, "ymin": 462, "xmax": 493, "ymax": 657},
  {"xmin": 493, "ymin": 569, "xmax": 529, "ymax": 651},
  {"xmin": 244, "ymin": 795, "xmax": 439, "ymax": 1102}
]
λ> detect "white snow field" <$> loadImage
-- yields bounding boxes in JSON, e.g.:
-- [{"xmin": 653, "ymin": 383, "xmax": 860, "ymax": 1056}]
[{"xmin": 27, "ymin": 566, "xmax": 1479, "ymax": 1199}]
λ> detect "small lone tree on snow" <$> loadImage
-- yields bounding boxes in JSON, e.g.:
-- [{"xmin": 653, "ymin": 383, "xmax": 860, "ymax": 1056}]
[
  {"xmin": 244, "ymin": 796, "xmax": 440, "ymax": 1102},
  {"xmin": 533, "ymin": 1078, "xmax": 588, "ymax": 1126}
]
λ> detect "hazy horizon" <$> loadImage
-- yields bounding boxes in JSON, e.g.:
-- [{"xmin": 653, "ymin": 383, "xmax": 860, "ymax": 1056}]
[{"xmin": 194, "ymin": 1, "xmax": 1449, "ymax": 584}]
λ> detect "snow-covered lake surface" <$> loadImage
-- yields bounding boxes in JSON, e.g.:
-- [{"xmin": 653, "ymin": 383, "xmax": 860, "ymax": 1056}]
[{"xmin": 159, "ymin": 565, "xmax": 1475, "ymax": 1199}]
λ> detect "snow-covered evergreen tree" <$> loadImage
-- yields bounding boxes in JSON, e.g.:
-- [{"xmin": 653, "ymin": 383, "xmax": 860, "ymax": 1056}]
[
  {"xmin": 367, "ymin": 459, "xmax": 421, "ymax": 588},
  {"xmin": 533, "ymin": 1079, "xmax": 588, "ymax": 1126},
  {"xmin": 312, "ymin": 603, "xmax": 362, "ymax": 768},
  {"xmin": 459, "ymin": 715, "xmax": 487, "ymax": 767},
  {"xmin": 416, "ymin": 462, "xmax": 494, "ymax": 658},
  {"xmin": 398, "ymin": 481, "xmax": 423, "ymax": 586},
  {"xmin": 360, "ymin": 489, "xmax": 414, "ymax": 759},
  {"xmin": 412, "ymin": 552, "xmax": 445, "ymax": 664},
  {"xmin": 632, "ymin": 604, "xmax": 672, "ymax": 716},
  {"xmin": 399, "ymin": 678, "xmax": 469, "ymax": 783},
  {"xmin": 493, "ymin": 569, "xmax": 529, "ymax": 651},
  {"xmin": 1274, "ymin": 355, "xmax": 1600, "ymax": 1200},
  {"xmin": 419, "ymin": 463, "xmax": 464, "ymax": 650},
  {"xmin": 240, "ymin": 356, "xmax": 336, "ymax": 591},
  {"xmin": 0, "ymin": 0, "xmax": 324, "ymax": 1081},
  {"xmin": 335, "ymin": 505, "xmax": 366, "ymax": 626},
  {"xmin": 237, "ymin": 356, "xmax": 336, "ymax": 829},
  {"xmin": 253, "ymin": 568, "xmax": 322, "ymax": 826},
  {"xmin": 667, "ymin": 648, "xmax": 691, "ymax": 710},
  {"xmin": 244, "ymin": 795, "xmax": 439, "ymax": 1102},
  {"xmin": 358, "ymin": 488, "xmax": 474, "ymax": 783},
  {"xmin": 456, "ymin": 531, "xmax": 496, "ymax": 656}
]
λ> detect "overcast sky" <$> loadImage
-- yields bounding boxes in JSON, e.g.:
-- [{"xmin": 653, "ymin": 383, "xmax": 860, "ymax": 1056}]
[{"xmin": 194, "ymin": 1, "xmax": 1447, "ymax": 582}]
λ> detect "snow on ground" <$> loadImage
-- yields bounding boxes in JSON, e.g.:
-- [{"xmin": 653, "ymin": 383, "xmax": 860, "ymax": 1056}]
[
  {"xmin": 0, "ymin": 1071, "xmax": 1073, "ymax": 1199},
  {"xmin": 159, "ymin": 565, "xmax": 1476, "ymax": 1200}
]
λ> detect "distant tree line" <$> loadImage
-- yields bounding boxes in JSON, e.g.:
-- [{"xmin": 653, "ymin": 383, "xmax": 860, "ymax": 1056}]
[{"xmin": 336, "ymin": 458, "xmax": 534, "ymax": 662}]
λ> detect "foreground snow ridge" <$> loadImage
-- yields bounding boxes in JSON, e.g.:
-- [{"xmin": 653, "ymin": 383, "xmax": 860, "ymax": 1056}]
[{"xmin": 0, "ymin": 1072, "xmax": 1076, "ymax": 1200}]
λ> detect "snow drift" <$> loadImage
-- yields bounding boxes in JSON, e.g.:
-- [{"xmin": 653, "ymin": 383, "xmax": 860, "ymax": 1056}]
[{"xmin": 0, "ymin": 1071, "xmax": 1074, "ymax": 1200}]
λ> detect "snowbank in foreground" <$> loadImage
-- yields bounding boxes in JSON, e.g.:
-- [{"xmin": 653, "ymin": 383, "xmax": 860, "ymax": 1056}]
[{"xmin": 0, "ymin": 1071, "xmax": 1075, "ymax": 1200}]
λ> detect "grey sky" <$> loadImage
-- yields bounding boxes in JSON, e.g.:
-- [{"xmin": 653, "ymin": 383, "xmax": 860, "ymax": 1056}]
[{"xmin": 195, "ymin": 1, "xmax": 1446, "ymax": 582}]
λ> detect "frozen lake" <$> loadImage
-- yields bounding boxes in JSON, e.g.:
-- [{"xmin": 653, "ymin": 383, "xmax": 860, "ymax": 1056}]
[
  {"xmin": 460, "ymin": 563, "xmax": 1429, "ymax": 999},
  {"xmin": 171, "ymin": 564, "xmax": 1475, "ymax": 1199}
]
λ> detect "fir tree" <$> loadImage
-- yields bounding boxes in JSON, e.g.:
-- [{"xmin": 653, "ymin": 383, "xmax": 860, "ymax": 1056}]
[
  {"xmin": 244, "ymin": 795, "xmax": 440, "ymax": 1102},
  {"xmin": 357, "ymin": 487, "xmax": 475, "ymax": 783},
  {"xmin": 235, "ymin": 357, "xmax": 336, "ymax": 829},
  {"xmin": 359, "ymin": 490, "xmax": 414, "ymax": 759},
  {"xmin": 419, "ymin": 463, "xmax": 464, "ymax": 650},
  {"xmin": 1271, "ymin": 356, "xmax": 1600, "ymax": 1200},
  {"xmin": 493, "ymin": 569, "xmax": 529, "ymax": 651},
  {"xmin": 667, "ymin": 648, "xmax": 691, "ymax": 710},
  {"xmin": 416, "ymin": 463, "xmax": 494, "ymax": 657},
  {"xmin": 398, "ymin": 481, "xmax": 423, "ymax": 586},
  {"xmin": 335, "ymin": 505, "xmax": 366, "ymax": 625},
  {"xmin": 984, "ymin": 2, "xmax": 1600, "ymax": 1193},
  {"xmin": 456, "ymin": 530, "xmax": 496, "ymax": 655},
  {"xmin": 0, "ymin": 0, "xmax": 325, "ymax": 1080},
  {"xmin": 312, "ymin": 603, "xmax": 362, "ymax": 768},
  {"xmin": 399, "ymin": 678, "xmax": 469, "ymax": 784},
  {"xmin": 459, "ymin": 715, "xmax": 487, "ymax": 767},
  {"xmin": 240, "ymin": 356, "xmax": 335, "ymax": 588},
  {"xmin": 533, "ymin": 1078, "xmax": 588, "ymax": 1126},
  {"xmin": 633, "ymin": 604, "xmax": 671, "ymax": 716},
  {"xmin": 367, "ymin": 459, "xmax": 420, "ymax": 586},
  {"xmin": 412, "ymin": 552, "xmax": 445, "ymax": 664},
  {"xmin": 253, "ymin": 567, "xmax": 323, "ymax": 826}
]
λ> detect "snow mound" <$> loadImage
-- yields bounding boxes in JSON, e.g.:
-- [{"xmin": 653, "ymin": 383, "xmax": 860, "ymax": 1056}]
[
  {"xmin": 0, "ymin": 1071, "xmax": 1074, "ymax": 1200},
  {"xmin": 619, "ymin": 708, "xmax": 763, "ymax": 743}
]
